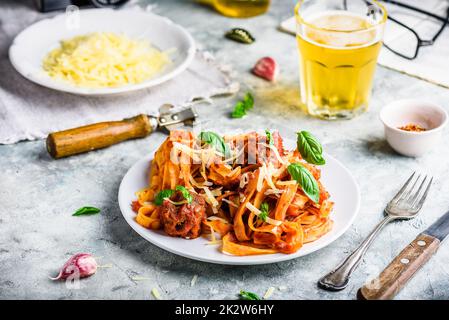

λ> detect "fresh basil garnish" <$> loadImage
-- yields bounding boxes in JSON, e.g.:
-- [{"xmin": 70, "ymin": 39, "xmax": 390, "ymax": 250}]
[
  {"xmin": 287, "ymin": 163, "xmax": 320, "ymax": 203},
  {"xmin": 265, "ymin": 130, "xmax": 274, "ymax": 145},
  {"xmin": 231, "ymin": 92, "xmax": 254, "ymax": 118},
  {"xmin": 198, "ymin": 131, "xmax": 231, "ymax": 158},
  {"xmin": 239, "ymin": 290, "xmax": 261, "ymax": 300},
  {"xmin": 72, "ymin": 206, "xmax": 100, "ymax": 216},
  {"xmin": 175, "ymin": 185, "xmax": 193, "ymax": 204},
  {"xmin": 154, "ymin": 189, "xmax": 175, "ymax": 206},
  {"xmin": 259, "ymin": 202, "xmax": 269, "ymax": 222},
  {"xmin": 296, "ymin": 131, "xmax": 325, "ymax": 165}
]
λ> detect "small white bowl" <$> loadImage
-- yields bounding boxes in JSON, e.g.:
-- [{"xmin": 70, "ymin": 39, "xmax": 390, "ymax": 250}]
[{"xmin": 380, "ymin": 99, "xmax": 448, "ymax": 157}]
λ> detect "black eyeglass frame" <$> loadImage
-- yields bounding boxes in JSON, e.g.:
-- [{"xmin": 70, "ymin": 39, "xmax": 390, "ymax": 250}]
[{"xmin": 382, "ymin": 0, "xmax": 449, "ymax": 60}]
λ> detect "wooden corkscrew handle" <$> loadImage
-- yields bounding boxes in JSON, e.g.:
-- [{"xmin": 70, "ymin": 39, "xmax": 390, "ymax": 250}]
[
  {"xmin": 358, "ymin": 233, "xmax": 440, "ymax": 300},
  {"xmin": 46, "ymin": 114, "xmax": 156, "ymax": 159}
]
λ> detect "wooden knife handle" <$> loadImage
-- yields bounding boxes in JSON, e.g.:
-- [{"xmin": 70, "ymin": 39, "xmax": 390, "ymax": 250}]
[
  {"xmin": 358, "ymin": 234, "xmax": 440, "ymax": 300},
  {"xmin": 46, "ymin": 114, "xmax": 155, "ymax": 159}
]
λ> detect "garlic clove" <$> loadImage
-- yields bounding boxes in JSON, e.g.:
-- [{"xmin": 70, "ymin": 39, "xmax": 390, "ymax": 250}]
[{"xmin": 51, "ymin": 253, "xmax": 97, "ymax": 281}]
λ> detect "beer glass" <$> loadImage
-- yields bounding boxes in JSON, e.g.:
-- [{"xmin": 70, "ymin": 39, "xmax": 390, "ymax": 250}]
[{"xmin": 295, "ymin": 0, "xmax": 387, "ymax": 119}]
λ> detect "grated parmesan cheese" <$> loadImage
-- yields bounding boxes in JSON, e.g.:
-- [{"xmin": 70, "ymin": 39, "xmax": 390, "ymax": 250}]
[
  {"xmin": 206, "ymin": 240, "xmax": 222, "ymax": 245},
  {"xmin": 202, "ymin": 187, "xmax": 219, "ymax": 213},
  {"xmin": 264, "ymin": 189, "xmax": 284, "ymax": 196},
  {"xmin": 245, "ymin": 203, "xmax": 283, "ymax": 226},
  {"xmin": 257, "ymin": 163, "xmax": 280, "ymax": 193},
  {"xmin": 131, "ymin": 276, "xmax": 152, "ymax": 281},
  {"xmin": 257, "ymin": 165, "xmax": 265, "ymax": 192},
  {"xmin": 276, "ymin": 180, "xmax": 298, "ymax": 186},
  {"xmin": 223, "ymin": 147, "xmax": 245, "ymax": 164},
  {"xmin": 191, "ymin": 275, "xmax": 198, "ymax": 287},
  {"xmin": 189, "ymin": 176, "xmax": 213, "ymax": 188},
  {"xmin": 43, "ymin": 32, "xmax": 171, "ymax": 88},
  {"xmin": 209, "ymin": 225, "xmax": 216, "ymax": 242},
  {"xmin": 259, "ymin": 143, "xmax": 287, "ymax": 165},
  {"xmin": 207, "ymin": 216, "xmax": 230, "ymax": 224},
  {"xmin": 240, "ymin": 172, "xmax": 249, "ymax": 189},
  {"xmin": 263, "ymin": 287, "xmax": 275, "ymax": 299},
  {"xmin": 210, "ymin": 188, "xmax": 223, "ymax": 197},
  {"xmin": 172, "ymin": 142, "xmax": 201, "ymax": 162},
  {"xmin": 221, "ymin": 198, "xmax": 238, "ymax": 208},
  {"xmin": 151, "ymin": 288, "xmax": 162, "ymax": 300}
]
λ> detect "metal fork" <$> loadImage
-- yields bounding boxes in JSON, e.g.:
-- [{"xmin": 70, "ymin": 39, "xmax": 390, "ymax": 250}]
[{"xmin": 318, "ymin": 171, "xmax": 433, "ymax": 291}]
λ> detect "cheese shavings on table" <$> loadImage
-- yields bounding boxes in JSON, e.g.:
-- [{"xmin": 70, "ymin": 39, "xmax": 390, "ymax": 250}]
[{"xmin": 43, "ymin": 32, "xmax": 172, "ymax": 88}]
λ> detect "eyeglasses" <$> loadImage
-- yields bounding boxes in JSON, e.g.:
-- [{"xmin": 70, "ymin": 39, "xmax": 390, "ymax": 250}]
[{"xmin": 382, "ymin": 0, "xmax": 449, "ymax": 60}]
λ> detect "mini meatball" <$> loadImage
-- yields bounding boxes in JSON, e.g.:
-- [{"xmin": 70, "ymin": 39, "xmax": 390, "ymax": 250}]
[{"xmin": 159, "ymin": 192, "xmax": 206, "ymax": 239}]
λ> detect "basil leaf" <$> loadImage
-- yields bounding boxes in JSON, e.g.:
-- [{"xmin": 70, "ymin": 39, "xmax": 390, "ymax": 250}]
[
  {"xmin": 287, "ymin": 163, "xmax": 320, "ymax": 203},
  {"xmin": 296, "ymin": 131, "xmax": 325, "ymax": 165},
  {"xmin": 259, "ymin": 202, "xmax": 269, "ymax": 222},
  {"xmin": 265, "ymin": 130, "xmax": 274, "ymax": 145},
  {"xmin": 239, "ymin": 290, "xmax": 261, "ymax": 300},
  {"xmin": 72, "ymin": 206, "xmax": 100, "ymax": 216},
  {"xmin": 198, "ymin": 131, "xmax": 231, "ymax": 158},
  {"xmin": 154, "ymin": 189, "xmax": 175, "ymax": 206},
  {"xmin": 231, "ymin": 92, "xmax": 254, "ymax": 118},
  {"xmin": 175, "ymin": 185, "xmax": 193, "ymax": 204}
]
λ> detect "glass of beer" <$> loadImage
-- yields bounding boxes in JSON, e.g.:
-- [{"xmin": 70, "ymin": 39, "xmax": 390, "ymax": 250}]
[{"xmin": 295, "ymin": 0, "xmax": 387, "ymax": 119}]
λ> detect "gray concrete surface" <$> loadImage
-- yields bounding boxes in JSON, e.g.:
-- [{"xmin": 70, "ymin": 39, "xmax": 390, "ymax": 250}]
[{"xmin": 1, "ymin": 0, "xmax": 449, "ymax": 300}]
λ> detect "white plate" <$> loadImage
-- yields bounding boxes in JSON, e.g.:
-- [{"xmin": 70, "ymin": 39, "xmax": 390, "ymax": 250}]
[
  {"xmin": 9, "ymin": 9, "xmax": 196, "ymax": 96},
  {"xmin": 118, "ymin": 141, "xmax": 360, "ymax": 265}
]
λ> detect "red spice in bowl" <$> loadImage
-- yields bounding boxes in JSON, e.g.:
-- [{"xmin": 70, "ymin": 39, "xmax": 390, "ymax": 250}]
[{"xmin": 398, "ymin": 123, "xmax": 427, "ymax": 132}]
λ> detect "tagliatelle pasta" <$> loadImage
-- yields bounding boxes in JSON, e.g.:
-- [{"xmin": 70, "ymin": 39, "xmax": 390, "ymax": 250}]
[{"xmin": 132, "ymin": 130, "xmax": 334, "ymax": 256}]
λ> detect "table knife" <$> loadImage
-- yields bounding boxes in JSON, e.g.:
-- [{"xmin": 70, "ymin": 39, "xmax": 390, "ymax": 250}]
[
  {"xmin": 46, "ymin": 104, "xmax": 198, "ymax": 159},
  {"xmin": 358, "ymin": 209, "xmax": 449, "ymax": 300}
]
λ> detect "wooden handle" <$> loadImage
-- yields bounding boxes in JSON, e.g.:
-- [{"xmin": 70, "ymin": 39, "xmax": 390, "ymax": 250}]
[
  {"xmin": 358, "ymin": 233, "xmax": 440, "ymax": 300},
  {"xmin": 46, "ymin": 114, "xmax": 154, "ymax": 159}
]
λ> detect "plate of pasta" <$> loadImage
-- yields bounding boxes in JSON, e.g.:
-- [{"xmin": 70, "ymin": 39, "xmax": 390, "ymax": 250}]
[{"xmin": 118, "ymin": 130, "xmax": 360, "ymax": 265}]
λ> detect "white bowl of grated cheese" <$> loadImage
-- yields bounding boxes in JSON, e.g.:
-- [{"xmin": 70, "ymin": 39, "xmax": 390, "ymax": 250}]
[{"xmin": 9, "ymin": 8, "xmax": 196, "ymax": 96}]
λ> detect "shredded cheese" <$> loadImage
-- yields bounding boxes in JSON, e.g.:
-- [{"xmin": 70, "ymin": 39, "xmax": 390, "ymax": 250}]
[
  {"xmin": 223, "ymin": 147, "xmax": 245, "ymax": 164},
  {"xmin": 206, "ymin": 240, "xmax": 223, "ymax": 245},
  {"xmin": 276, "ymin": 180, "xmax": 297, "ymax": 186},
  {"xmin": 245, "ymin": 203, "xmax": 283, "ymax": 226},
  {"xmin": 207, "ymin": 216, "xmax": 230, "ymax": 224},
  {"xmin": 264, "ymin": 162, "xmax": 279, "ymax": 191},
  {"xmin": 172, "ymin": 142, "xmax": 201, "ymax": 162},
  {"xmin": 151, "ymin": 288, "xmax": 162, "ymax": 300},
  {"xmin": 257, "ymin": 163, "xmax": 280, "ymax": 193},
  {"xmin": 240, "ymin": 172, "xmax": 249, "ymax": 189},
  {"xmin": 263, "ymin": 287, "xmax": 275, "ymax": 299},
  {"xmin": 131, "ymin": 276, "xmax": 152, "ymax": 281},
  {"xmin": 202, "ymin": 187, "xmax": 219, "ymax": 213},
  {"xmin": 209, "ymin": 225, "xmax": 216, "ymax": 242},
  {"xmin": 259, "ymin": 143, "xmax": 287, "ymax": 165},
  {"xmin": 189, "ymin": 176, "xmax": 213, "ymax": 188},
  {"xmin": 264, "ymin": 189, "xmax": 284, "ymax": 196},
  {"xmin": 191, "ymin": 275, "xmax": 198, "ymax": 287},
  {"xmin": 226, "ymin": 166, "xmax": 240, "ymax": 178},
  {"xmin": 166, "ymin": 199, "xmax": 188, "ymax": 206},
  {"xmin": 257, "ymin": 165, "xmax": 265, "ymax": 192},
  {"xmin": 221, "ymin": 198, "xmax": 238, "ymax": 208},
  {"xmin": 43, "ymin": 32, "xmax": 171, "ymax": 88},
  {"xmin": 210, "ymin": 188, "xmax": 223, "ymax": 197}
]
